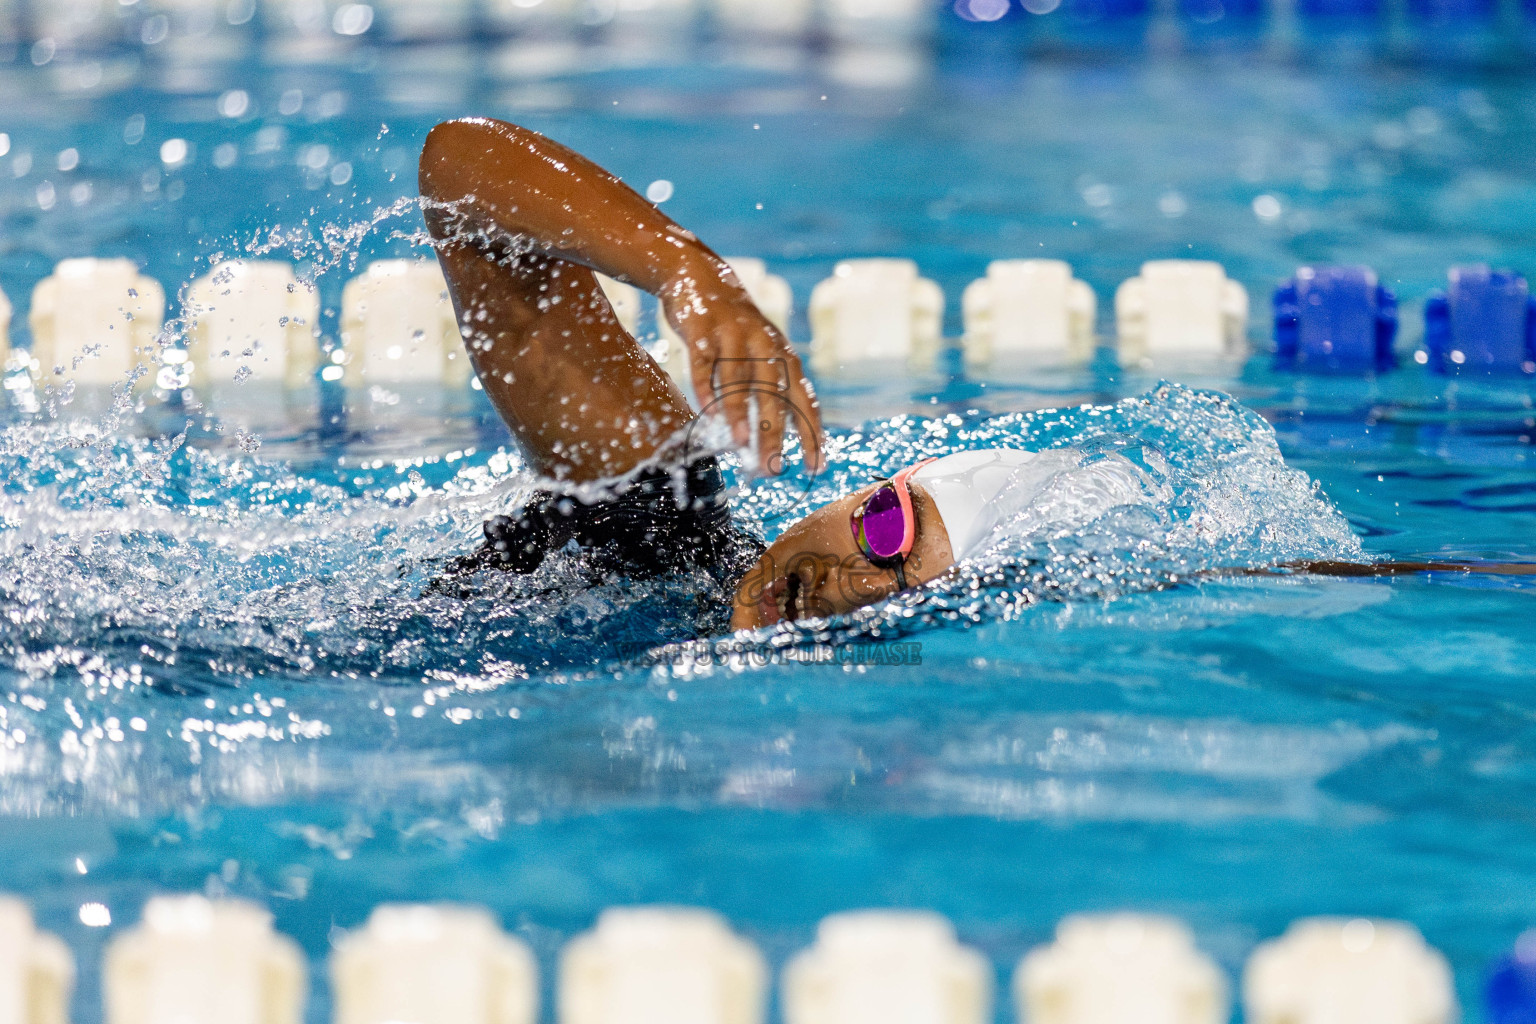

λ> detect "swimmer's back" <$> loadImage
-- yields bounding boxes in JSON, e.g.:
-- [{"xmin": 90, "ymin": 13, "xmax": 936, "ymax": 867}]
[{"xmin": 442, "ymin": 455, "xmax": 765, "ymax": 584}]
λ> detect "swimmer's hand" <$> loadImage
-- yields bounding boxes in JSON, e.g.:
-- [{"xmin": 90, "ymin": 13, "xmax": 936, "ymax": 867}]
[{"xmin": 662, "ymin": 254, "xmax": 826, "ymax": 476}]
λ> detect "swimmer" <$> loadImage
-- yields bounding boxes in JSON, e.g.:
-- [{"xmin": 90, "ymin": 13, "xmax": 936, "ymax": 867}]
[
  {"xmin": 420, "ymin": 115, "xmax": 964, "ymax": 630},
  {"xmin": 419, "ymin": 118, "xmax": 1535, "ymax": 630}
]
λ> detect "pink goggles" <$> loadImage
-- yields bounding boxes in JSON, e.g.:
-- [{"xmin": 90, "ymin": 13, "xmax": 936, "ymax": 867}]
[{"xmin": 849, "ymin": 458, "xmax": 936, "ymax": 588}]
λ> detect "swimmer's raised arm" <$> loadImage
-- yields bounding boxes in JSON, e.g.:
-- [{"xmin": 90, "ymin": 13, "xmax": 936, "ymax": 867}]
[
  {"xmin": 1201, "ymin": 559, "xmax": 1536, "ymax": 581},
  {"xmin": 419, "ymin": 117, "xmax": 824, "ymax": 481},
  {"xmin": 1287, "ymin": 559, "xmax": 1536, "ymax": 577}
]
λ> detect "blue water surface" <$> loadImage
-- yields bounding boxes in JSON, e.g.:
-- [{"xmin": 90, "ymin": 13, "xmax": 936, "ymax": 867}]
[{"xmin": 2, "ymin": 22, "xmax": 1536, "ymax": 1024}]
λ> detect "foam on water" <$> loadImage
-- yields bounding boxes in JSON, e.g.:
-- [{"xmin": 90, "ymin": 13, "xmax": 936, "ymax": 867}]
[
  {"xmin": 0, "ymin": 380, "xmax": 1367, "ymax": 814},
  {"xmin": 706, "ymin": 382, "xmax": 1365, "ymax": 658},
  {"xmin": 0, "ymin": 383, "xmax": 1360, "ymax": 683}
]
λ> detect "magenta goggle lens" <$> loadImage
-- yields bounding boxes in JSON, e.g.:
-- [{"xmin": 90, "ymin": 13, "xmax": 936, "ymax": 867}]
[
  {"xmin": 850, "ymin": 458, "xmax": 935, "ymax": 566},
  {"xmin": 856, "ymin": 485, "xmax": 907, "ymax": 561}
]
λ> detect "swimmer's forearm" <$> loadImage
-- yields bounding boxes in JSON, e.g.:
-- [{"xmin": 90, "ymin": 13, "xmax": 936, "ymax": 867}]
[
  {"xmin": 1291, "ymin": 559, "xmax": 1536, "ymax": 576},
  {"xmin": 419, "ymin": 117, "xmax": 721, "ymax": 296},
  {"xmin": 1216, "ymin": 559, "xmax": 1536, "ymax": 579}
]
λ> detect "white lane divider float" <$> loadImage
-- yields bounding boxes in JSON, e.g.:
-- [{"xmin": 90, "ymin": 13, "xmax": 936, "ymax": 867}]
[
  {"xmin": 560, "ymin": 906, "xmax": 767, "ymax": 1024},
  {"xmin": 32, "ymin": 0, "xmax": 117, "ymax": 45},
  {"xmin": 482, "ymin": 0, "xmax": 585, "ymax": 34},
  {"xmin": 1244, "ymin": 917, "xmax": 1457, "ymax": 1024},
  {"xmin": 184, "ymin": 259, "xmax": 321, "ymax": 394},
  {"xmin": 0, "ymin": 285, "xmax": 14, "ymax": 375},
  {"xmin": 598, "ymin": 274, "xmax": 643, "ymax": 339},
  {"xmin": 963, "ymin": 259, "xmax": 1097, "ymax": 369},
  {"xmin": 607, "ymin": 0, "xmax": 699, "ymax": 29},
  {"xmin": 0, "ymin": 894, "xmax": 1477, "ymax": 1024},
  {"xmin": 783, "ymin": 910, "xmax": 992, "ymax": 1024},
  {"xmin": 369, "ymin": 0, "xmax": 476, "ymax": 41},
  {"xmin": 104, "ymin": 896, "xmax": 305, "ymax": 1024},
  {"xmin": 810, "ymin": 258, "xmax": 944, "ymax": 376},
  {"xmin": 0, "ymin": 897, "xmax": 73, "ymax": 1024},
  {"xmin": 824, "ymin": 0, "xmax": 937, "ymax": 39},
  {"xmin": 29, "ymin": 258, "xmax": 166, "ymax": 388},
  {"xmin": 341, "ymin": 260, "xmax": 471, "ymax": 389},
  {"xmin": 1115, "ymin": 260, "xmax": 1249, "ymax": 366},
  {"xmin": 711, "ymin": 0, "xmax": 817, "ymax": 37},
  {"xmin": 1016, "ymin": 913, "xmax": 1228, "ymax": 1024},
  {"xmin": 333, "ymin": 904, "xmax": 537, "ymax": 1024}
]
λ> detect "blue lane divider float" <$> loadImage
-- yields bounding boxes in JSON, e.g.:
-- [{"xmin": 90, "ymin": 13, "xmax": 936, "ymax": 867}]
[
  {"xmin": 1485, "ymin": 932, "xmax": 1536, "ymax": 1024},
  {"xmin": 1407, "ymin": 0, "xmax": 1496, "ymax": 22},
  {"xmin": 1180, "ymin": 0, "xmax": 1266, "ymax": 24},
  {"xmin": 1068, "ymin": 0, "xmax": 1152, "ymax": 20},
  {"xmin": 1296, "ymin": 0, "xmax": 1382, "ymax": 18},
  {"xmin": 949, "ymin": 0, "xmax": 1031, "ymax": 24},
  {"xmin": 1274, "ymin": 265, "xmax": 1398, "ymax": 373},
  {"xmin": 1422, "ymin": 264, "xmax": 1536, "ymax": 374}
]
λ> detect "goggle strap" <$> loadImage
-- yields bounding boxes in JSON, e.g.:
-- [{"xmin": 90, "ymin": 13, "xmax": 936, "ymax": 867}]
[{"xmin": 887, "ymin": 458, "xmax": 937, "ymax": 561}]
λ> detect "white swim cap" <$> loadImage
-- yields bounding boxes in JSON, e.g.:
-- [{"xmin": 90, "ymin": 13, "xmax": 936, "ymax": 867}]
[
  {"xmin": 913, "ymin": 446, "xmax": 1166, "ymax": 560},
  {"xmin": 912, "ymin": 449, "xmax": 1061, "ymax": 558}
]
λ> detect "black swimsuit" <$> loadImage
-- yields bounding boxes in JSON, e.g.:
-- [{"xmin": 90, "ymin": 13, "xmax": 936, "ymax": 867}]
[{"xmin": 446, "ymin": 456, "xmax": 765, "ymax": 581}]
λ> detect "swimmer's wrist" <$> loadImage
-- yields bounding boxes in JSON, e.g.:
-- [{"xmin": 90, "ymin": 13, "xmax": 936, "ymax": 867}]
[
  {"xmin": 658, "ymin": 249, "xmax": 725, "ymax": 308},
  {"xmin": 679, "ymin": 249, "xmax": 750, "ymax": 305}
]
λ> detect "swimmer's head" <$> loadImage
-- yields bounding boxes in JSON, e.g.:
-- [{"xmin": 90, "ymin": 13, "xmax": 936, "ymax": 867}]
[
  {"xmin": 728, "ymin": 448, "xmax": 1046, "ymax": 630},
  {"xmin": 729, "ymin": 475, "xmax": 956, "ymax": 630}
]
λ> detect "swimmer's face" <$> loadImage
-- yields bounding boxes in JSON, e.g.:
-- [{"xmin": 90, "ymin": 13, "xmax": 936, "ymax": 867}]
[{"xmin": 730, "ymin": 479, "xmax": 955, "ymax": 631}]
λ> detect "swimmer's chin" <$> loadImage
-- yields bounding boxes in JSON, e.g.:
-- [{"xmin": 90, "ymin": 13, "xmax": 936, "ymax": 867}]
[{"xmin": 730, "ymin": 573, "xmax": 794, "ymax": 631}]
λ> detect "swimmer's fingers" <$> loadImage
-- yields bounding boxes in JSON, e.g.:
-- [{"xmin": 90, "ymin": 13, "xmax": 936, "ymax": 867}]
[
  {"xmin": 752, "ymin": 335, "xmax": 789, "ymax": 476},
  {"xmin": 682, "ymin": 323, "xmax": 716, "ymax": 413},
  {"xmin": 679, "ymin": 319, "xmax": 743, "ymax": 445},
  {"xmin": 782, "ymin": 347, "xmax": 826, "ymax": 475},
  {"xmin": 711, "ymin": 323, "xmax": 755, "ymax": 453},
  {"xmin": 674, "ymin": 298, "xmax": 823, "ymax": 475},
  {"xmin": 753, "ymin": 330, "xmax": 824, "ymax": 476}
]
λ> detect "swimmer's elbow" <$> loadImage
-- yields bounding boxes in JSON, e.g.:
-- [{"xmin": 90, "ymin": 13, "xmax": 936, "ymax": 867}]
[
  {"xmin": 420, "ymin": 117, "xmax": 538, "ymax": 200},
  {"xmin": 419, "ymin": 119, "xmax": 477, "ymax": 201}
]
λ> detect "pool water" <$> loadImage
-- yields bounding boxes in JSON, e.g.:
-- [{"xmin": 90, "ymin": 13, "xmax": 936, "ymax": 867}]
[{"xmin": 4, "ymin": 25, "xmax": 1536, "ymax": 1023}]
